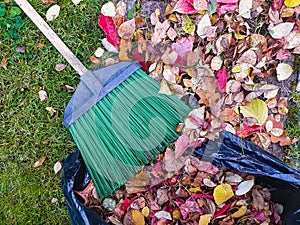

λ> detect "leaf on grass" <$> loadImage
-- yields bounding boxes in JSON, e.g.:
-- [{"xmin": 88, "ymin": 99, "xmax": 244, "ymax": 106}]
[
  {"xmin": 38, "ymin": 90, "xmax": 48, "ymax": 101},
  {"xmin": 240, "ymin": 98, "xmax": 268, "ymax": 125},
  {"xmin": 198, "ymin": 214, "xmax": 212, "ymax": 225},
  {"xmin": 98, "ymin": 14, "xmax": 119, "ymax": 47},
  {"xmin": 72, "ymin": 0, "xmax": 81, "ymax": 5},
  {"xmin": 46, "ymin": 106, "xmax": 56, "ymax": 115},
  {"xmin": 32, "ymin": 156, "xmax": 46, "ymax": 168},
  {"xmin": 118, "ymin": 19, "xmax": 136, "ymax": 40},
  {"xmin": 51, "ymin": 198, "xmax": 58, "ymax": 203},
  {"xmin": 182, "ymin": 15, "xmax": 195, "ymax": 34},
  {"xmin": 173, "ymin": 0, "xmax": 199, "ymax": 14},
  {"xmin": 55, "ymin": 63, "xmax": 66, "ymax": 72},
  {"xmin": 269, "ymin": 22, "xmax": 294, "ymax": 39},
  {"xmin": 213, "ymin": 184, "xmax": 234, "ymax": 205},
  {"xmin": 65, "ymin": 85, "xmax": 75, "ymax": 93},
  {"xmin": 94, "ymin": 47, "xmax": 104, "ymax": 58},
  {"xmin": 46, "ymin": 5, "xmax": 60, "ymax": 21},
  {"xmin": 1, "ymin": 57, "xmax": 7, "ymax": 70},
  {"xmin": 90, "ymin": 56, "xmax": 102, "ymax": 64},
  {"xmin": 235, "ymin": 179, "xmax": 254, "ymax": 196},
  {"xmin": 101, "ymin": 1, "xmax": 116, "ymax": 17},
  {"xmin": 276, "ymin": 63, "xmax": 293, "ymax": 81},
  {"xmin": 16, "ymin": 46, "xmax": 26, "ymax": 53},
  {"xmin": 54, "ymin": 161, "xmax": 62, "ymax": 174},
  {"xmin": 102, "ymin": 38, "xmax": 118, "ymax": 53}
]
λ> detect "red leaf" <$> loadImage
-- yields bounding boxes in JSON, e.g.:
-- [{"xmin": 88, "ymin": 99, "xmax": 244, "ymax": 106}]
[
  {"xmin": 173, "ymin": 0, "xmax": 199, "ymax": 14},
  {"xmin": 194, "ymin": 193, "xmax": 214, "ymax": 199},
  {"xmin": 121, "ymin": 197, "xmax": 138, "ymax": 211},
  {"xmin": 98, "ymin": 14, "xmax": 118, "ymax": 47},
  {"xmin": 133, "ymin": 49, "xmax": 147, "ymax": 72},
  {"xmin": 213, "ymin": 202, "xmax": 232, "ymax": 218},
  {"xmin": 216, "ymin": 69, "xmax": 227, "ymax": 93},
  {"xmin": 236, "ymin": 124, "xmax": 264, "ymax": 138}
]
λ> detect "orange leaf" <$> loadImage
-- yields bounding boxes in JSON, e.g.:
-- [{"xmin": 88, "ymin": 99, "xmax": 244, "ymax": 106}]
[{"xmin": 32, "ymin": 156, "xmax": 47, "ymax": 168}]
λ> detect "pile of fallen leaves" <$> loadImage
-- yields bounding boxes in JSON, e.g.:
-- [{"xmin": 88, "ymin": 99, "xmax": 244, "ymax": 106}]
[
  {"xmin": 96, "ymin": 0, "xmax": 300, "ymax": 150},
  {"xmin": 75, "ymin": 155, "xmax": 283, "ymax": 225}
]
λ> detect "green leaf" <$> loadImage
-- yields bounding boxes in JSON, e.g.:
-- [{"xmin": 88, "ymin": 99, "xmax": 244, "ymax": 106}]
[
  {"xmin": 207, "ymin": 0, "xmax": 217, "ymax": 16},
  {"xmin": 182, "ymin": 15, "xmax": 195, "ymax": 35},
  {"xmin": 240, "ymin": 98, "xmax": 268, "ymax": 125},
  {"xmin": 9, "ymin": 6, "xmax": 22, "ymax": 17},
  {"xmin": 0, "ymin": 8, "xmax": 6, "ymax": 17}
]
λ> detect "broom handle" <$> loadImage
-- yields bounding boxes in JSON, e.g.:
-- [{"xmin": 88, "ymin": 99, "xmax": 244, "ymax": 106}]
[{"xmin": 15, "ymin": 0, "xmax": 88, "ymax": 76}]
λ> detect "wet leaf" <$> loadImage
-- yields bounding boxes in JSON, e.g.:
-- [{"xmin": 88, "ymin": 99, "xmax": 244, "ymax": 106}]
[
  {"xmin": 32, "ymin": 156, "xmax": 46, "ymax": 168},
  {"xmin": 276, "ymin": 63, "xmax": 293, "ymax": 81},
  {"xmin": 213, "ymin": 184, "xmax": 234, "ymax": 205},
  {"xmin": 101, "ymin": 1, "xmax": 116, "ymax": 17},
  {"xmin": 235, "ymin": 179, "xmax": 254, "ymax": 196},
  {"xmin": 38, "ymin": 90, "xmax": 48, "ymax": 101},
  {"xmin": 46, "ymin": 5, "xmax": 60, "ymax": 21},
  {"xmin": 240, "ymin": 98, "xmax": 268, "ymax": 125},
  {"xmin": 182, "ymin": 15, "xmax": 195, "ymax": 34},
  {"xmin": 118, "ymin": 19, "xmax": 136, "ymax": 39},
  {"xmin": 54, "ymin": 161, "xmax": 62, "ymax": 174},
  {"xmin": 269, "ymin": 22, "xmax": 294, "ymax": 39}
]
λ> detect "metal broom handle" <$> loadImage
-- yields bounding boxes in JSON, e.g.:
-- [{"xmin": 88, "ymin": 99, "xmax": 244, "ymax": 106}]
[{"xmin": 15, "ymin": 0, "xmax": 88, "ymax": 76}]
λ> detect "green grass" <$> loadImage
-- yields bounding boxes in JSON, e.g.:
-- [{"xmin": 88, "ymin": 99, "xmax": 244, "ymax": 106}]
[{"xmin": 0, "ymin": 0, "xmax": 104, "ymax": 224}]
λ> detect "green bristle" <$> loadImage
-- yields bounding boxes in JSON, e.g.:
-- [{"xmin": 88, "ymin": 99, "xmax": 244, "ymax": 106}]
[{"xmin": 69, "ymin": 69, "xmax": 190, "ymax": 198}]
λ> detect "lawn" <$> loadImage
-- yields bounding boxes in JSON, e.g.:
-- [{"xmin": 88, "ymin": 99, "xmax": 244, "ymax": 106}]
[{"xmin": 0, "ymin": 0, "xmax": 104, "ymax": 224}]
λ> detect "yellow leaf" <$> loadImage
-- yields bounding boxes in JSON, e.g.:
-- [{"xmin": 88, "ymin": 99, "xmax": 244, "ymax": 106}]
[
  {"xmin": 239, "ymin": 99, "xmax": 268, "ymax": 125},
  {"xmin": 172, "ymin": 208, "xmax": 181, "ymax": 220},
  {"xmin": 234, "ymin": 32, "xmax": 246, "ymax": 40},
  {"xmin": 276, "ymin": 63, "xmax": 293, "ymax": 81},
  {"xmin": 189, "ymin": 187, "xmax": 201, "ymax": 193},
  {"xmin": 132, "ymin": 210, "xmax": 145, "ymax": 225},
  {"xmin": 284, "ymin": 0, "xmax": 300, "ymax": 7},
  {"xmin": 232, "ymin": 206, "xmax": 247, "ymax": 218},
  {"xmin": 232, "ymin": 65, "xmax": 242, "ymax": 73},
  {"xmin": 141, "ymin": 206, "xmax": 149, "ymax": 217},
  {"xmin": 199, "ymin": 214, "xmax": 212, "ymax": 225},
  {"xmin": 213, "ymin": 184, "xmax": 234, "ymax": 205},
  {"xmin": 182, "ymin": 15, "xmax": 195, "ymax": 34}
]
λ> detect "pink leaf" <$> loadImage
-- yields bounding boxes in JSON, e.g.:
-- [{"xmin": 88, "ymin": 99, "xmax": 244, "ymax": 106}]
[
  {"xmin": 253, "ymin": 211, "xmax": 267, "ymax": 222},
  {"xmin": 236, "ymin": 124, "xmax": 264, "ymax": 138},
  {"xmin": 216, "ymin": 3, "xmax": 237, "ymax": 15},
  {"xmin": 175, "ymin": 134, "xmax": 189, "ymax": 159},
  {"xmin": 272, "ymin": 0, "xmax": 284, "ymax": 11},
  {"xmin": 98, "ymin": 14, "xmax": 118, "ymax": 47},
  {"xmin": 194, "ymin": 193, "xmax": 214, "ymax": 199},
  {"xmin": 171, "ymin": 36, "xmax": 195, "ymax": 58},
  {"xmin": 173, "ymin": 0, "xmax": 199, "ymax": 14},
  {"xmin": 179, "ymin": 198, "xmax": 201, "ymax": 219},
  {"xmin": 217, "ymin": 0, "xmax": 238, "ymax": 3},
  {"xmin": 216, "ymin": 69, "xmax": 227, "ymax": 92},
  {"xmin": 276, "ymin": 49, "xmax": 292, "ymax": 60}
]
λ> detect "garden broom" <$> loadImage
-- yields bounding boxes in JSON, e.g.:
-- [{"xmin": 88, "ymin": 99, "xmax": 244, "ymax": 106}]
[{"xmin": 16, "ymin": 0, "xmax": 190, "ymax": 198}]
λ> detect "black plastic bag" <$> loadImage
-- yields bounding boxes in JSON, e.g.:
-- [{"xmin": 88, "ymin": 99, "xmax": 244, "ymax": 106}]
[{"xmin": 62, "ymin": 131, "xmax": 300, "ymax": 225}]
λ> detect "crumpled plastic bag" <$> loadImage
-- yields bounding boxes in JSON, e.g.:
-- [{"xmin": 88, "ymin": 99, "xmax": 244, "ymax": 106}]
[{"xmin": 62, "ymin": 131, "xmax": 300, "ymax": 225}]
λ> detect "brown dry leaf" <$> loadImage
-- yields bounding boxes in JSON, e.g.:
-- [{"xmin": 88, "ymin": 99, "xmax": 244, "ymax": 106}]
[
  {"xmin": 277, "ymin": 97, "xmax": 289, "ymax": 115},
  {"xmin": 32, "ymin": 156, "xmax": 47, "ymax": 168},
  {"xmin": 65, "ymin": 85, "xmax": 75, "ymax": 93},
  {"xmin": 186, "ymin": 51, "xmax": 199, "ymax": 66},
  {"xmin": 37, "ymin": 43, "xmax": 46, "ymax": 48},
  {"xmin": 1, "ymin": 57, "xmax": 7, "ymax": 70},
  {"xmin": 90, "ymin": 56, "xmax": 102, "ymax": 64},
  {"xmin": 46, "ymin": 106, "xmax": 56, "ymax": 115},
  {"xmin": 137, "ymin": 33, "xmax": 147, "ymax": 54},
  {"xmin": 220, "ymin": 107, "xmax": 239, "ymax": 122},
  {"xmin": 251, "ymin": 132, "xmax": 271, "ymax": 149},
  {"xmin": 73, "ymin": 181, "xmax": 95, "ymax": 205},
  {"xmin": 118, "ymin": 19, "xmax": 136, "ymax": 39},
  {"xmin": 213, "ymin": 184, "xmax": 234, "ymax": 205},
  {"xmin": 127, "ymin": 171, "xmax": 150, "ymax": 187},
  {"xmin": 237, "ymin": 49, "xmax": 257, "ymax": 66},
  {"xmin": 161, "ymin": 48, "xmax": 178, "ymax": 65},
  {"xmin": 41, "ymin": 0, "xmax": 54, "ymax": 3},
  {"xmin": 55, "ymin": 63, "xmax": 66, "ymax": 72},
  {"xmin": 249, "ymin": 34, "xmax": 267, "ymax": 51},
  {"xmin": 252, "ymin": 189, "xmax": 269, "ymax": 211},
  {"xmin": 119, "ymin": 39, "xmax": 132, "ymax": 61},
  {"xmin": 151, "ymin": 20, "xmax": 170, "ymax": 45}
]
